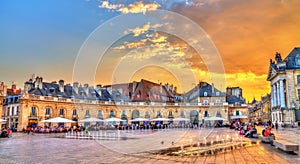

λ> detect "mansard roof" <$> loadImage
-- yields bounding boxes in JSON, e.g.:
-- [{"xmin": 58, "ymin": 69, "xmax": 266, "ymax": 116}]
[
  {"xmin": 28, "ymin": 82, "xmax": 111, "ymax": 101},
  {"xmin": 185, "ymin": 82, "xmax": 226, "ymax": 102},
  {"xmin": 284, "ymin": 47, "xmax": 300, "ymax": 70},
  {"xmin": 267, "ymin": 47, "xmax": 300, "ymax": 81},
  {"xmin": 226, "ymin": 95, "xmax": 245, "ymax": 105},
  {"xmin": 104, "ymin": 79, "xmax": 180, "ymax": 102}
]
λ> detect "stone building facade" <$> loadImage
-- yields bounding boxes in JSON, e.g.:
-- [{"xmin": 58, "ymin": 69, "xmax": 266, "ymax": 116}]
[
  {"xmin": 267, "ymin": 47, "xmax": 300, "ymax": 123},
  {"xmin": 16, "ymin": 77, "xmax": 230, "ymax": 131}
]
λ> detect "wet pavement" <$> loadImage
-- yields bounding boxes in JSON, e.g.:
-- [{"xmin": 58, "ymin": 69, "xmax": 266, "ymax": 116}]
[{"xmin": 0, "ymin": 127, "xmax": 299, "ymax": 164}]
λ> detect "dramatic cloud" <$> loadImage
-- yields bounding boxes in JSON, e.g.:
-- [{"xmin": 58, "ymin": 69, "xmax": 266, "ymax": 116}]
[
  {"xmin": 99, "ymin": 1, "xmax": 161, "ymax": 14},
  {"xmin": 170, "ymin": 0, "xmax": 300, "ymax": 100}
]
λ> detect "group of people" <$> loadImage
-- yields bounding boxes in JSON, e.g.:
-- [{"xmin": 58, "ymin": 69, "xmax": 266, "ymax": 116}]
[
  {"xmin": 22, "ymin": 126, "xmax": 75, "ymax": 134},
  {"xmin": 0, "ymin": 127, "xmax": 12, "ymax": 138}
]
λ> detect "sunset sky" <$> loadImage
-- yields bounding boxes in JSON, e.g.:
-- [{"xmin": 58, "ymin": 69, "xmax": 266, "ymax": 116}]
[{"xmin": 1, "ymin": 0, "xmax": 300, "ymax": 102}]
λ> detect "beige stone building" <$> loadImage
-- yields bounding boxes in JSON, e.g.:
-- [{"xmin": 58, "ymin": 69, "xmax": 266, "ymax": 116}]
[
  {"xmin": 16, "ymin": 77, "xmax": 230, "ymax": 131},
  {"xmin": 267, "ymin": 47, "xmax": 300, "ymax": 124}
]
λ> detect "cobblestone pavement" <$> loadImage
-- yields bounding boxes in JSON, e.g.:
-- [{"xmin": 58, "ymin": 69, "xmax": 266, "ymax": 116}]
[{"xmin": 0, "ymin": 127, "xmax": 299, "ymax": 164}]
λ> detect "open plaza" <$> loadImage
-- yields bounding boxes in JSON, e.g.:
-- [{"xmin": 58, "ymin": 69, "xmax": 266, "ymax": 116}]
[{"xmin": 0, "ymin": 126, "xmax": 299, "ymax": 164}]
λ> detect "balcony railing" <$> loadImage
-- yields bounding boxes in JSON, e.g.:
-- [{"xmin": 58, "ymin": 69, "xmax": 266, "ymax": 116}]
[{"xmin": 24, "ymin": 95, "xmax": 235, "ymax": 107}]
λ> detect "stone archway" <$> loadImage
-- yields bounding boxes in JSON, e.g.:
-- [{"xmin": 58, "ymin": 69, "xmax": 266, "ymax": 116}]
[{"xmin": 132, "ymin": 110, "xmax": 140, "ymax": 119}]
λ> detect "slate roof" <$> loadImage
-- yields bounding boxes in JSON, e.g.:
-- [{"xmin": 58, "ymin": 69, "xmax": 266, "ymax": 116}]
[
  {"xmin": 226, "ymin": 95, "xmax": 245, "ymax": 105},
  {"xmin": 28, "ymin": 82, "xmax": 112, "ymax": 101},
  {"xmin": 185, "ymin": 82, "xmax": 226, "ymax": 102}
]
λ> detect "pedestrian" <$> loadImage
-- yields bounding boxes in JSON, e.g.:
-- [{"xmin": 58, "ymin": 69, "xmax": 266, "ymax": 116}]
[
  {"xmin": 27, "ymin": 126, "xmax": 31, "ymax": 135},
  {"xmin": 275, "ymin": 121, "xmax": 278, "ymax": 130},
  {"xmin": 7, "ymin": 128, "xmax": 11, "ymax": 138}
]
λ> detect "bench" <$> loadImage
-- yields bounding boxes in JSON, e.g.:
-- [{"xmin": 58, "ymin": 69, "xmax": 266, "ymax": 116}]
[
  {"xmin": 273, "ymin": 140, "xmax": 299, "ymax": 153},
  {"xmin": 261, "ymin": 136, "xmax": 275, "ymax": 144}
]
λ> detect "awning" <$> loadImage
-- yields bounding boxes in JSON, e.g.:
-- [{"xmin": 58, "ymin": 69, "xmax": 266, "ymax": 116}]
[{"xmin": 230, "ymin": 115, "xmax": 248, "ymax": 119}]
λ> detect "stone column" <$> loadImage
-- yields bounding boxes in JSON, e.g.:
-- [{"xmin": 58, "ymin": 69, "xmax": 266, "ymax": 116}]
[
  {"xmin": 272, "ymin": 85, "xmax": 276, "ymax": 107},
  {"xmin": 279, "ymin": 79, "xmax": 285, "ymax": 108},
  {"xmin": 273, "ymin": 83, "xmax": 277, "ymax": 106},
  {"xmin": 276, "ymin": 82, "xmax": 280, "ymax": 106}
]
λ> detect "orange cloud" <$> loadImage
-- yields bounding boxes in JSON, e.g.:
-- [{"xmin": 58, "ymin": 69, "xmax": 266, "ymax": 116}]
[
  {"xmin": 99, "ymin": 1, "xmax": 161, "ymax": 15},
  {"xmin": 170, "ymin": 0, "xmax": 300, "ymax": 100}
]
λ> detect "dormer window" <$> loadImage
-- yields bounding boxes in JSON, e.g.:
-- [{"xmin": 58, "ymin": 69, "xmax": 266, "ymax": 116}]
[
  {"xmin": 296, "ymin": 54, "xmax": 300, "ymax": 66},
  {"xmin": 204, "ymin": 92, "xmax": 208, "ymax": 97},
  {"xmin": 216, "ymin": 92, "xmax": 220, "ymax": 96}
]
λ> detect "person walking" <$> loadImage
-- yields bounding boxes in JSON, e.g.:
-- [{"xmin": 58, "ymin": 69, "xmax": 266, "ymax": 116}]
[
  {"xmin": 275, "ymin": 121, "xmax": 278, "ymax": 130},
  {"xmin": 27, "ymin": 126, "xmax": 31, "ymax": 135},
  {"xmin": 7, "ymin": 128, "xmax": 11, "ymax": 138}
]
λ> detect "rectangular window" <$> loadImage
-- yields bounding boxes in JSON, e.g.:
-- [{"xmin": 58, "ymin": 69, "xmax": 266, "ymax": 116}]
[
  {"xmin": 298, "ymin": 89, "xmax": 300, "ymax": 104},
  {"xmin": 73, "ymin": 110, "xmax": 77, "ymax": 116},
  {"xmin": 297, "ymin": 75, "xmax": 300, "ymax": 84},
  {"xmin": 60, "ymin": 109, "xmax": 64, "ymax": 115},
  {"xmin": 46, "ymin": 108, "xmax": 50, "ymax": 115},
  {"xmin": 31, "ymin": 107, "xmax": 36, "ymax": 116},
  {"xmin": 86, "ymin": 110, "xmax": 90, "ymax": 117}
]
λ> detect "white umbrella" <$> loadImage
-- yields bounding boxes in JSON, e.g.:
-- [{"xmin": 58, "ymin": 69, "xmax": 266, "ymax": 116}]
[
  {"xmin": 172, "ymin": 118, "xmax": 190, "ymax": 121},
  {"xmin": 129, "ymin": 118, "xmax": 149, "ymax": 122},
  {"xmin": 79, "ymin": 117, "xmax": 104, "ymax": 122},
  {"xmin": 151, "ymin": 118, "xmax": 170, "ymax": 122},
  {"xmin": 41, "ymin": 117, "xmax": 75, "ymax": 123},
  {"xmin": 204, "ymin": 116, "xmax": 225, "ymax": 121},
  {"xmin": 104, "ymin": 117, "xmax": 125, "ymax": 122},
  {"xmin": 230, "ymin": 115, "xmax": 248, "ymax": 119},
  {"xmin": 0, "ymin": 119, "xmax": 7, "ymax": 122}
]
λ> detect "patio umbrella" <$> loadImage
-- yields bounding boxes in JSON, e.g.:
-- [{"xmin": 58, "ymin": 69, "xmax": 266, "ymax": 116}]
[
  {"xmin": 129, "ymin": 118, "xmax": 149, "ymax": 122},
  {"xmin": 150, "ymin": 118, "xmax": 170, "ymax": 122},
  {"xmin": 104, "ymin": 117, "xmax": 125, "ymax": 122},
  {"xmin": 0, "ymin": 119, "xmax": 7, "ymax": 122},
  {"xmin": 41, "ymin": 117, "xmax": 75, "ymax": 123},
  {"xmin": 172, "ymin": 118, "xmax": 190, "ymax": 121},
  {"xmin": 79, "ymin": 117, "xmax": 104, "ymax": 122},
  {"xmin": 230, "ymin": 115, "xmax": 248, "ymax": 119},
  {"xmin": 203, "ymin": 116, "xmax": 225, "ymax": 121}
]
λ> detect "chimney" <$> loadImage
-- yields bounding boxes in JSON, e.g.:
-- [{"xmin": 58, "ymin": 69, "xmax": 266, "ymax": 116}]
[
  {"xmin": 132, "ymin": 81, "xmax": 138, "ymax": 94},
  {"xmin": 96, "ymin": 84, "xmax": 102, "ymax": 96},
  {"xmin": 164, "ymin": 83, "xmax": 169, "ymax": 91},
  {"xmin": 174, "ymin": 86, "xmax": 177, "ymax": 93},
  {"xmin": 159, "ymin": 83, "xmax": 162, "ymax": 93},
  {"xmin": 170, "ymin": 84, "xmax": 173, "ymax": 91},
  {"xmin": 35, "ymin": 76, "xmax": 43, "ymax": 89},
  {"xmin": 59, "ymin": 80, "xmax": 64, "ymax": 92},
  {"xmin": 73, "ymin": 82, "xmax": 79, "ymax": 94},
  {"xmin": 3, "ymin": 85, "xmax": 7, "ymax": 96},
  {"xmin": 212, "ymin": 83, "xmax": 215, "ymax": 94},
  {"xmin": 83, "ymin": 83, "xmax": 89, "ymax": 94}
]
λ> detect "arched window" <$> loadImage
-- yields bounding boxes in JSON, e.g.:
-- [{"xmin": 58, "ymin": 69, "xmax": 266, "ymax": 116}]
[
  {"xmin": 59, "ymin": 109, "xmax": 64, "ymax": 116},
  {"xmin": 180, "ymin": 111, "xmax": 185, "ymax": 118},
  {"xmin": 145, "ymin": 111, "xmax": 150, "ymax": 118},
  {"xmin": 86, "ymin": 110, "xmax": 90, "ymax": 117},
  {"xmin": 204, "ymin": 111, "xmax": 209, "ymax": 117},
  {"xmin": 98, "ymin": 110, "xmax": 103, "ymax": 118},
  {"xmin": 157, "ymin": 111, "xmax": 161, "ymax": 118},
  {"xmin": 73, "ymin": 109, "xmax": 77, "ymax": 116},
  {"xmin": 168, "ymin": 111, "xmax": 173, "ymax": 118},
  {"xmin": 31, "ymin": 106, "xmax": 36, "ymax": 116},
  {"xmin": 110, "ymin": 110, "xmax": 114, "ymax": 118},
  {"xmin": 45, "ymin": 107, "xmax": 50, "ymax": 115}
]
